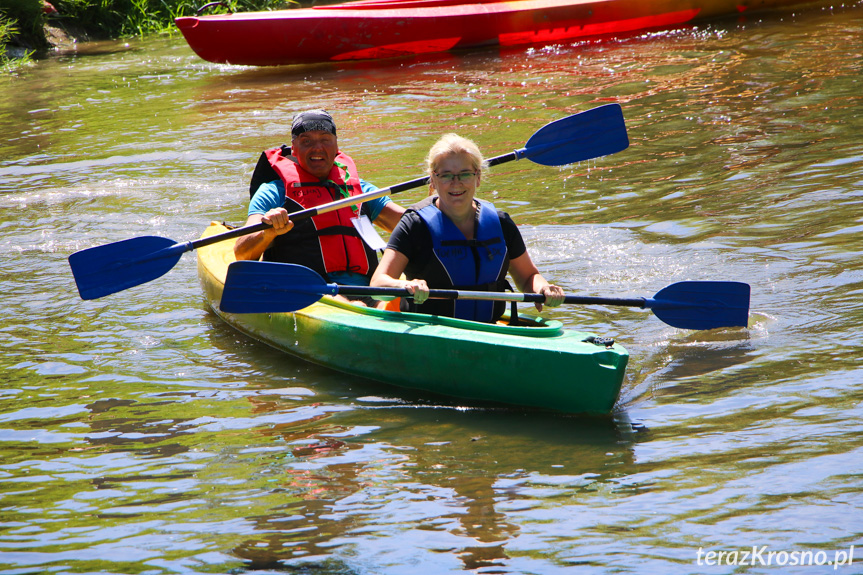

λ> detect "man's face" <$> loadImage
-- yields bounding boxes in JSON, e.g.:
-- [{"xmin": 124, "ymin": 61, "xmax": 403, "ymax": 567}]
[{"xmin": 292, "ymin": 130, "xmax": 338, "ymax": 180}]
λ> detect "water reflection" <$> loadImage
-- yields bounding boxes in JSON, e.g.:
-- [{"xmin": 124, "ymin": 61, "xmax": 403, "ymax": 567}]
[{"xmin": 227, "ymin": 404, "xmax": 638, "ymax": 571}]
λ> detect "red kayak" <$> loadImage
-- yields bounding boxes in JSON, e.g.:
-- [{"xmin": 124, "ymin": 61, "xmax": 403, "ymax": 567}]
[{"xmin": 176, "ymin": 0, "xmax": 815, "ymax": 66}]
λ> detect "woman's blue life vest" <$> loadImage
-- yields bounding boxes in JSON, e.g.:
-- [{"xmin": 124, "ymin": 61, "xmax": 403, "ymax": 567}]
[
  {"xmin": 410, "ymin": 196, "xmax": 510, "ymax": 322},
  {"xmin": 248, "ymin": 145, "xmax": 378, "ymax": 282}
]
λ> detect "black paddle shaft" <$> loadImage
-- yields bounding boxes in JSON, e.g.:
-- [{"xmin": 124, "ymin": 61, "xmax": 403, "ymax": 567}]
[
  {"xmin": 335, "ymin": 285, "xmax": 647, "ymax": 307},
  {"xmin": 188, "ymin": 179, "xmax": 427, "ymax": 252}
]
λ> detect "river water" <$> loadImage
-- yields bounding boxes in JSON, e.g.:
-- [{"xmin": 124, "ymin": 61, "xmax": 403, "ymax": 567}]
[{"xmin": 2, "ymin": 2, "xmax": 862, "ymax": 573}]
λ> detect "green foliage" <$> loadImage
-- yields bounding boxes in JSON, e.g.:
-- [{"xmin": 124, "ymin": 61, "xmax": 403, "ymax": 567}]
[
  {"xmin": 44, "ymin": 0, "xmax": 297, "ymax": 37},
  {"xmin": 0, "ymin": 0, "xmax": 42, "ymax": 29},
  {"xmin": 0, "ymin": 0, "xmax": 46, "ymax": 46},
  {"xmin": 0, "ymin": 11, "xmax": 15, "ymax": 41},
  {"xmin": 1, "ymin": 14, "xmax": 17, "ymax": 68},
  {"xmin": 1, "ymin": 0, "xmax": 299, "ymax": 70}
]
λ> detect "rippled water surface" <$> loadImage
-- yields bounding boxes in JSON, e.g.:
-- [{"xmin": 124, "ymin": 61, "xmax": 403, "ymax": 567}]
[{"xmin": 2, "ymin": 3, "xmax": 862, "ymax": 573}]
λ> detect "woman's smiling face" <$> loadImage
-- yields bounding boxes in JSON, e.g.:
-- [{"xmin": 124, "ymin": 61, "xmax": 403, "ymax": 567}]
[{"xmin": 431, "ymin": 152, "xmax": 481, "ymax": 217}]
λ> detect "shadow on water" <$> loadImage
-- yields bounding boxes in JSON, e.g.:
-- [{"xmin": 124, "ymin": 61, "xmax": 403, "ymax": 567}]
[
  {"xmin": 226, "ymin": 401, "xmax": 641, "ymax": 572},
  {"xmin": 621, "ymin": 325, "xmax": 758, "ymax": 408}
]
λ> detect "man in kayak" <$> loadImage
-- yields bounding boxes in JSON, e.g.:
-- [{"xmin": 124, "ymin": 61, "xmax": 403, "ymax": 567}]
[
  {"xmin": 234, "ymin": 109, "xmax": 405, "ymax": 306},
  {"xmin": 370, "ymin": 133, "xmax": 565, "ymax": 322}
]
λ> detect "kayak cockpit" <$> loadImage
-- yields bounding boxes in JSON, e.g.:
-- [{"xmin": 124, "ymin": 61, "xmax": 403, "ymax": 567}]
[{"xmin": 318, "ymin": 294, "xmax": 566, "ymax": 338}]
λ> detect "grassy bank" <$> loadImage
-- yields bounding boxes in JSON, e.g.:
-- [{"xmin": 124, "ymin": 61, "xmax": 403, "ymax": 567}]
[{"xmin": 1, "ymin": 0, "xmax": 294, "ymax": 70}]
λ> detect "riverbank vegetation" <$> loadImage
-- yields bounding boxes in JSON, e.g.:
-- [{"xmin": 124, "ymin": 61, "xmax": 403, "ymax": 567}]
[
  {"xmin": 1, "ymin": 0, "xmax": 294, "ymax": 71},
  {"xmin": 1, "ymin": 13, "xmax": 20, "ymax": 65}
]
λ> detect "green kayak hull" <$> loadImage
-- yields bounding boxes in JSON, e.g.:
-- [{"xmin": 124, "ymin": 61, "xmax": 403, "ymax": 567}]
[{"xmin": 198, "ymin": 223, "xmax": 628, "ymax": 414}]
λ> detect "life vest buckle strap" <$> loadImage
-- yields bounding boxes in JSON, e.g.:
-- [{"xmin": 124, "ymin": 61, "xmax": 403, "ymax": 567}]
[
  {"xmin": 440, "ymin": 236, "xmax": 502, "ymax": 249},
  {"xmin": 316, "ymin": 226, "xmax": 360, "ymax": 237}
]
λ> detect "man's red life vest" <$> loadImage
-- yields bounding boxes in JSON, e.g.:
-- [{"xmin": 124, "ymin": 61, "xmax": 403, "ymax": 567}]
[{"xmin": 256, "ymin": 146, "xmax": 376, "ymax": 281}]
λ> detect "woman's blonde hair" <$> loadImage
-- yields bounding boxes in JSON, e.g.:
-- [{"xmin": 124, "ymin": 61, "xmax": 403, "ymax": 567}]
[{"xmin": 425, "ymin": 133, "xmax": 487, "ymax": 177}]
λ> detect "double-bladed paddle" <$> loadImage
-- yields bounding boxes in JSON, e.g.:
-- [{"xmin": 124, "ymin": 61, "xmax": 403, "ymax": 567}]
[
  {"xmin": 219, "ymin": 261, "xmax": 751, "ymax": 330},
  {"xmin": 69, "ymin": 103, "xmax": 628, "ymax": 300}
]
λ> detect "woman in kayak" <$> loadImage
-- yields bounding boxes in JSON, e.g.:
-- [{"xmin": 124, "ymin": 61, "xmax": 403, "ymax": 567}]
[{"xmin": 370, "ymin": 133, "xmax": 565, "ymax": 322}]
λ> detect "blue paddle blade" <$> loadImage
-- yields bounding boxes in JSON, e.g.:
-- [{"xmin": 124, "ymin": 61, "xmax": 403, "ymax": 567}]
[
  {"xmin": 645, "ymin": 281, "xmax": 751, "ymax": 330},
  {"xmin": 219, "ymin": 261, "xmax": 332, "ymax": 314},
  {"xmin": 522, "ymin": 103, "xmax": 629, "ymax": 166},
  {"xmin": 69, "ymin": 236, "xmax": 187, "ymax": 300}
]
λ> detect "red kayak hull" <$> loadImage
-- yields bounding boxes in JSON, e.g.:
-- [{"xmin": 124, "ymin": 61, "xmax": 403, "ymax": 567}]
[{"xmin": 175, "ymin": 0, "xmax": 814, "ymax": 66}]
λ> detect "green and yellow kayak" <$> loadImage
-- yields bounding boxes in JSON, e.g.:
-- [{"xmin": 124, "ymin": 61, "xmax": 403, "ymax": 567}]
[{"xmin": 197, "ymin": 223, "xmax": 628, "ymax": 414}]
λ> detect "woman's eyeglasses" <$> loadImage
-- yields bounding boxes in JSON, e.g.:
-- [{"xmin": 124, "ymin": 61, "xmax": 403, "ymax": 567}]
[{"xmin": 434, "ymin": 171, "xmax": 477, "ymax": 183}]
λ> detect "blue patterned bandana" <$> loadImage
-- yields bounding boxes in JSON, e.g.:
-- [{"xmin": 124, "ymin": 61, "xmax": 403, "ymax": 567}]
[{"xmin": 291, "ymin": 110, "xmax": 337, "ymax": 138}]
